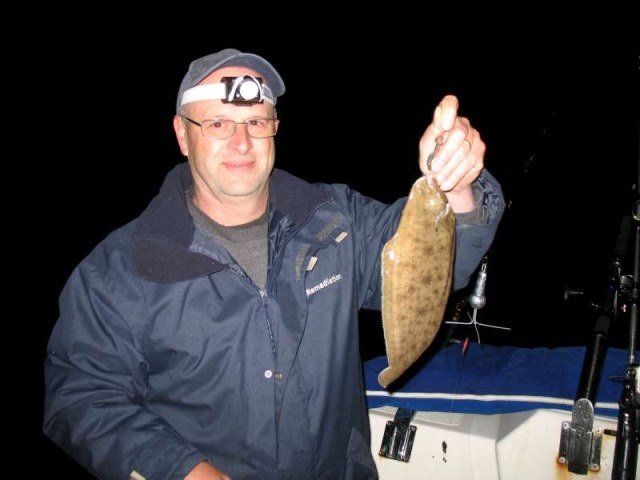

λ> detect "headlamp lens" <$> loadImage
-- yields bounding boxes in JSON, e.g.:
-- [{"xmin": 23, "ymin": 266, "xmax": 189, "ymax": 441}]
[{"xmin": 239, "ymin": 80, "xmax": 260, "ymax": 100}]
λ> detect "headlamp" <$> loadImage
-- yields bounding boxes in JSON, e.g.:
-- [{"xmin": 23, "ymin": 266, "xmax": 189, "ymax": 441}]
[{"xmin": 180, "ymin": 75, "xmax": 275, "ymax": 108}]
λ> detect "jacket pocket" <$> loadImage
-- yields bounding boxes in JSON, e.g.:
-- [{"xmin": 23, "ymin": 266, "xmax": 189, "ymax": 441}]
[{"xmin": 344, "ymin": 427, "xmax": 378, "ymax": 480}]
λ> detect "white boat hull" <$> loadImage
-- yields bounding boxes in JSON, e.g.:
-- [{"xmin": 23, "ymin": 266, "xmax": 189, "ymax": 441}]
[{"xmin": 369, "ymin": 406, "xmax": 636, "ymax": 479}]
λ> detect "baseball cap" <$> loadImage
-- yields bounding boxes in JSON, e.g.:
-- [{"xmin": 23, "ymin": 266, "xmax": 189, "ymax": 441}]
[{"xmin": 176, "ymin": 48, "xmax": 285, "ymax": 113}]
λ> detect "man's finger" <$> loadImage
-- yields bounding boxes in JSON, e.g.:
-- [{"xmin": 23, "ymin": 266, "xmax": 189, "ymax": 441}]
[{"xmin": 433, "ymin": 95, "xmax": 459, "ymax": 132}]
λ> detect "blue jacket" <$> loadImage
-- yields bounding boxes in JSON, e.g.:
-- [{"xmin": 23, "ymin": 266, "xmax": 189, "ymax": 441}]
[{"xmin": 44, "ymin": 164, "xmax": 504, "ymax": 480}]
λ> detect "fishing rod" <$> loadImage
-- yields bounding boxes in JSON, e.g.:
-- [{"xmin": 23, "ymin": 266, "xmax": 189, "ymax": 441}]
[
  {"xmin": 560, "ymin": 124, "xmax": 639, "ymax": 477},
  {"xmin": 611, "ymin": 123, "xmax": 640, "ymax": 480}
]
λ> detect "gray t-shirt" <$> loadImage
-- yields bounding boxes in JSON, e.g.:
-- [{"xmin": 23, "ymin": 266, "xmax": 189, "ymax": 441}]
[{"xmin": 187, "ymin": 195, "xmax": 269, "ymax": 290}]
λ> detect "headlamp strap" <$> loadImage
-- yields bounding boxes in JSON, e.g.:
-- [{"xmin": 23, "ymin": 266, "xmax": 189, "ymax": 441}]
[{"xmin": 180, "ymin": 75, "xmax": 275, "ymax": 107}]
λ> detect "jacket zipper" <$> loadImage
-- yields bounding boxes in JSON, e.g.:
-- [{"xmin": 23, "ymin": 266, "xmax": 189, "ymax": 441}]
[
  {"xmin": 223, "ymin": 265, "xmax": 277, "ymax": 355},
  {"xmin": 260, "ymin": 290, "xmax": 276, "ymax": 356}
]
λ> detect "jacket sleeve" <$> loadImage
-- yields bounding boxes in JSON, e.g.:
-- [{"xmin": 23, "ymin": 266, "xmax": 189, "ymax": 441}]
[
  {"xmin": 43, "ymin": 252, "xmax": 206, "ymax": 480},
  {"xmin": 451, "ymin": 169, "xmax": 505, "ymax": 290},
  {"xmin": 325, "ymin": 169, "xmax": 505, "ymax": 311},
  {"xmin": 320, "ymin": 182, "xmax": 405, "ymax": 311}
]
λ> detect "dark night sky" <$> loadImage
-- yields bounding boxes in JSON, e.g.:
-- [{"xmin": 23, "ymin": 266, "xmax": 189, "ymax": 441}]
[{"xmin": 30, "ymin": 22, "xmax": 638, "ymax": 476}]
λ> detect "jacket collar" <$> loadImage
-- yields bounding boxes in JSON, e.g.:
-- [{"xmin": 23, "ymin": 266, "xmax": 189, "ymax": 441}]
[{"xmin": 133, "ymin": 163, "xmax": 332, "ymax": 283}]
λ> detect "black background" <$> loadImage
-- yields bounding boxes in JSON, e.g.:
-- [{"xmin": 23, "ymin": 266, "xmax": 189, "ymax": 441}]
[{"xmin": 28, "ymin": 19, "xmax": 638, "ymax": 477}]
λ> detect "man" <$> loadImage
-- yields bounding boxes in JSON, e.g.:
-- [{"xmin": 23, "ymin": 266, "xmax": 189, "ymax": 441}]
[{"xmin": 44, "ymin": 49, "xmax": 504, "ymax": 479}]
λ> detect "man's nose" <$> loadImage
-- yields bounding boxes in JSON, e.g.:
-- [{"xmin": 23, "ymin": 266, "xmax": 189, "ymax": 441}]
[{"xmin": 228, "ymin": 123, "xmax": 252, "ymax": 152}]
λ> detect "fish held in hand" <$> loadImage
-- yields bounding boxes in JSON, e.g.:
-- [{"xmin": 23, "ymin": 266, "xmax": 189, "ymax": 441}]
[{"xmin": 378, "ymin": 175, "xmax": 455, "ymax": 388}]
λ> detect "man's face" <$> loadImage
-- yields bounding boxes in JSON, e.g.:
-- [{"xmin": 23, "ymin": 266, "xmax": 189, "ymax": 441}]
[{"xmin": 174, "ymin": 66, "xmax": 278, "ymax": 209}]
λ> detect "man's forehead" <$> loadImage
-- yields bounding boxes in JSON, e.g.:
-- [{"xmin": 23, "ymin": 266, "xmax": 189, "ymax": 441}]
[{"xmin": 185, "ymin": 96, "xmax": 273, "ymax": 118}]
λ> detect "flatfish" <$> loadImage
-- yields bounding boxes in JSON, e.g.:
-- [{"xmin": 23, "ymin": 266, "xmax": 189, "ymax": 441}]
[{"xmin": 378, "ymin": 174, "xmax": 455, "ymax": 388}]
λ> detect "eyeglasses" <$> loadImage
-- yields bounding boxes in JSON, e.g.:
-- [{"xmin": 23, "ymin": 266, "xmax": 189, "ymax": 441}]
[{"xmin": 181, "ymin": 116, "xmax": 278, "ymax": 139}]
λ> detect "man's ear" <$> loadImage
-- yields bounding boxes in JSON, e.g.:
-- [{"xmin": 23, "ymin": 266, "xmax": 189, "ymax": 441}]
[{"xmin": 173, "ymin": 115, "xmax": 189, "ymax": 156}]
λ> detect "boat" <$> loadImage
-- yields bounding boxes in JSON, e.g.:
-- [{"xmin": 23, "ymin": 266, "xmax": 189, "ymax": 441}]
[{"xmin": 365, "ymin": 344, "xmax": 638, "ymax": 479}]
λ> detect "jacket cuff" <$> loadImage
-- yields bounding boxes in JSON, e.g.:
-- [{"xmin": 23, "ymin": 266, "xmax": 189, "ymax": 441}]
[
  {"xmin": 455, "ymin": 169, "xmax": 504, "ymax": 226},
  {"xmin": 168, "ymin": 451, "xmax": 210, "ymax": 480},
  {"xmin": 454, "ymin": 183, "xmax": 484, "ymax": 225},
  {"xmin": 129, "ymin": 444, "xmax": 208, "ymax": 480}
]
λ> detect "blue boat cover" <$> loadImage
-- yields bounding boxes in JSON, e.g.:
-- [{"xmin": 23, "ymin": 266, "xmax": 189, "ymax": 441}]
[{"xmin": 364, "ymin": 344, "xmax": 636, "ymax": 417}]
